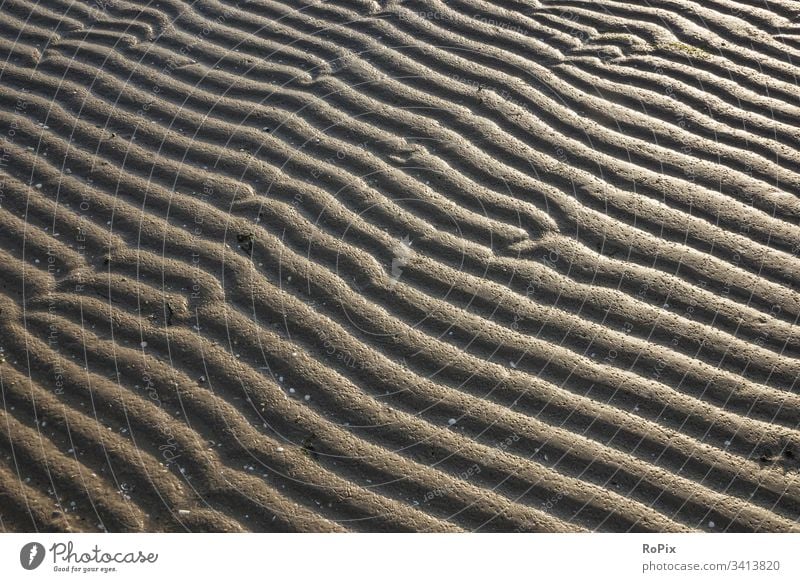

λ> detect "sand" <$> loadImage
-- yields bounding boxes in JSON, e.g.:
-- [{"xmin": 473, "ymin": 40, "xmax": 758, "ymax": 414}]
[{"xmin": 0, "ymin": 0, "xmax": 798, "ymax": 532}]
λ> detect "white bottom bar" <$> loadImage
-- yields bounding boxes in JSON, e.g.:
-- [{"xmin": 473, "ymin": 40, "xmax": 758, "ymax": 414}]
[{"xmin": 2, "ymin": 533, "xmax": 797, "ymax": 581}]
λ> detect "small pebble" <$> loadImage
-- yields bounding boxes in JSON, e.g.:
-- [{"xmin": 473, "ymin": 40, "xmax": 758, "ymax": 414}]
[{"xmin": 448, "ymin": 418, "xmax": 456, "ymax": 425}]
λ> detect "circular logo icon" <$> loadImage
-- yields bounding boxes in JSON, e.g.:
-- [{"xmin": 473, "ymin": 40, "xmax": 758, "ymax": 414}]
[{"xmin": 20, "ymin": 542, "xmax": 45, "ymax": 570}]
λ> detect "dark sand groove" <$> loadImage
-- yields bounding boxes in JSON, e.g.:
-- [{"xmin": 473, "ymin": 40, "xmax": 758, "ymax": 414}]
[{"xmin": 0, "ymin": 0, "xmax": 798, "ymax": 532}]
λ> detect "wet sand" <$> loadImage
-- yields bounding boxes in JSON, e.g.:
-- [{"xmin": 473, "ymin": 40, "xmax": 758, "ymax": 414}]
[{"xmin": 0, "ymin": 0, "xmax": 799, "ymax": 532}]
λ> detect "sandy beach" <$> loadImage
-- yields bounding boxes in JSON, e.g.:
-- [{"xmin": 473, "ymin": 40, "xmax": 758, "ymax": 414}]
[{"xmin": 0, "ymin": 0, "xmax": 798, "ymax": 532}]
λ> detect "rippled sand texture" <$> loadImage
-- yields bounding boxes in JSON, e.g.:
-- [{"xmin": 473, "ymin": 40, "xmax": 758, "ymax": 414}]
[{"xmin": 0, "ymin": 0, "xmax": 799, "ymax": 532}]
